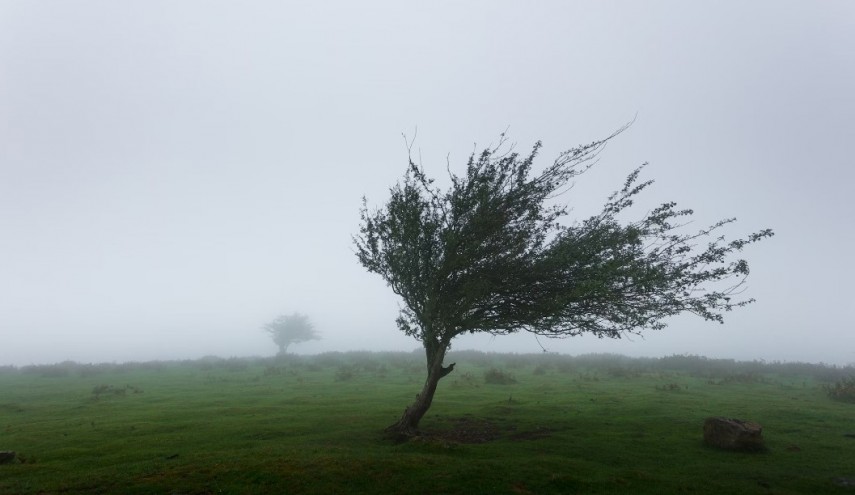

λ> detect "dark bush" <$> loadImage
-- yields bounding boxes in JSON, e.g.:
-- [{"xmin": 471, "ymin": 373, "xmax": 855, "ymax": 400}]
[
  {"xmin": 263, "ymin": 366, "xmax": 285, "ymax": 376},
  {"xmin": 451, "ymin": 371, "xmax": 477, "ymax": 388},
  {"xmin": 824, "ymin": 376, "xmax": 855, "ymax": 403},
  {"xmin": 484, "ymin": 368, "xmax": 517, "ymax": 385},
  {"xmin": 92, "ymin": 384, "xmax": 142, "ymax": 399},
  {"xmin": 655, "ymin": 383, "xmax": 684, "ymax": 392}
]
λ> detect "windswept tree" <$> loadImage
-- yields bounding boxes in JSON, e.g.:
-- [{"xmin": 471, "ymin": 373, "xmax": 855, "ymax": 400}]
[
  {"xmin": 355, "ymin": 127, "xmax": 772, "ymax": 437},
  {"xmin": 263, "ymin": 313, "xmax": 320, "ymax": 355}
]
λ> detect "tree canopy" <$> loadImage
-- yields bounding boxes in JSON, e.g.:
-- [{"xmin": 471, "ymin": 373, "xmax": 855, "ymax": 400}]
[
  {"xmin": 263, "ymin": 313, "xmax": 320, "ymax": 355},
  {"xmin": 355, "ymin": 128, "xmax": 772, "ymax": 436}
]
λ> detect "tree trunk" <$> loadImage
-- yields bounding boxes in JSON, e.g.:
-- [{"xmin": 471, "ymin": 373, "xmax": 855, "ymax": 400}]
[{"xmin": 385, "ymin": 340, "xmax": 455, "ymax": 440}]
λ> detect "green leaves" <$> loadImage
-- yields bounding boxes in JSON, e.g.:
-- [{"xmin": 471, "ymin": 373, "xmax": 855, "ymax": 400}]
[{"xmin": 355, "ymin": 129, "xmax": 773, "ymax": 346}]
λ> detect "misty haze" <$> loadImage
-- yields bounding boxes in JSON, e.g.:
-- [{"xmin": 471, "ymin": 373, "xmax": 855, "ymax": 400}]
[{"xmin": 1, "ymin": 1, "xmax": 853, "ymax": 493}]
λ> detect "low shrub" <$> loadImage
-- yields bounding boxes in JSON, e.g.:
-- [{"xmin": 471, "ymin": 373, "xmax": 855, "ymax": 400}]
[
  {"xmin": 92, "ymin": 384, "xmax": 143, "ymax": 399},
  {"xmin": 824, "ymin": 376, "xmax": 855, "ymax": 403},
  {"xmin": 608, "ymin": 367, "xmax": 640, "ymax": 379},
  {"xmin": 451, "ymin": 371, "xmax": 477, "ymax": 388},
  {"xmin": 484, "ymin": 368, "xmax": 517, "ymax": 385},
  {"xmin": 576, "ymin": 372, "xmax": 600, "ymax": 382},
  {"xmin": 263, "ymin": 366, "xmax": 285, "ymax": 376}
]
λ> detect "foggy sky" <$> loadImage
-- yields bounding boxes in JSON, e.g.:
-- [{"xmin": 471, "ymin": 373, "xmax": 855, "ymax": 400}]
[{"xmin": 1, "ymin": 1, "xmax": 853, "ymax": 366}]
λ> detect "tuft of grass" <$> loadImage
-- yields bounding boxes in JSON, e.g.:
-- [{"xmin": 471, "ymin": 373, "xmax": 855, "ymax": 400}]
[{"xmin": 655, "ymin": 383, "xmax": 685, "ymax": 392}]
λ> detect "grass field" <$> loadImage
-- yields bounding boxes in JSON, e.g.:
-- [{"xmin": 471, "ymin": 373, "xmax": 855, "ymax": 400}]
[{"xmin": 0, "ymin": 351, "xmax": 853, "ymax": 494}]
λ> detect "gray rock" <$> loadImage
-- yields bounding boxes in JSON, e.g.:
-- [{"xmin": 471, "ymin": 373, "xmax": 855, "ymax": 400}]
[
  {"xmin": 703, "ymin": 417, "xmax": 765, "ymax": 452},
  {"xmin": 833, "ymin": 477, "xmax": 855, "ymax": 488}
]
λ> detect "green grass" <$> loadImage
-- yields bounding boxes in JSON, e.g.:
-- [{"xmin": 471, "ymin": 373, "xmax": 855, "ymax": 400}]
[{"xmin": 0, "ymin": 353, "xmax": 853, "ymax": 494}]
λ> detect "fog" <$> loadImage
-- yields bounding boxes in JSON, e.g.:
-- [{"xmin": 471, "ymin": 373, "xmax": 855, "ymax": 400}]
[{"xmin": 1, "ymin": 1, "xmax": 853, "ymax": 367}]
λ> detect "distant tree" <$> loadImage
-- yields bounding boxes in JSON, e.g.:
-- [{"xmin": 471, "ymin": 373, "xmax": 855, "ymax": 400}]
[
  {"xmin": 263, "ymin": 313, "xmax": 320, "ymax": 355},
  {"xmin": 355, "ymin": 127, "xmax": 773, "ymax": 437}
]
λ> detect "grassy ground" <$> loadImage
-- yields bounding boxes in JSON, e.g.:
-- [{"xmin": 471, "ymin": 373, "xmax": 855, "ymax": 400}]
[{"xmin": 0, "ymin": 352, "xmax": 853, "ymax": 494}]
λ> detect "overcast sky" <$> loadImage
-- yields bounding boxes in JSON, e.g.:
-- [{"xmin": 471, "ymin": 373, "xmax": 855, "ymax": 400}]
[{"xmin": 1, "ymin": 1, "xmax": 852, "ymax": 366}]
